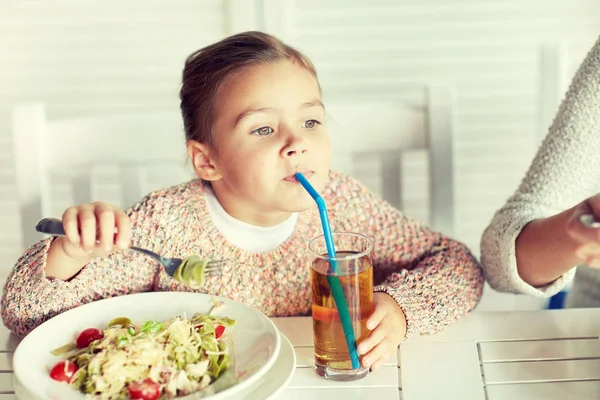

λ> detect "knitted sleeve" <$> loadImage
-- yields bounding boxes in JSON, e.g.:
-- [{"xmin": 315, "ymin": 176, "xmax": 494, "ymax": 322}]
[{"xmin": 0, "ymin": 189, "xmax": 190, "ymax": 336}]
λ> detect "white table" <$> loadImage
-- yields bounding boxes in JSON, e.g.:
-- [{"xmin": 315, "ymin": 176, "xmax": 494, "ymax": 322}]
[
  {"xmin": 271, "ymin": 317, "xmax": 401, "ymax": 400},
  {"xmin": 2, "ymin": 310, "xmax": 600, "ymax": 399},
  {"xmin": 272, "ymin": 311, "xmax": 600, "ymax": 399},
  {"xmin": 399, "ymin": 309, "xmax": 600, "ymax": 400}
]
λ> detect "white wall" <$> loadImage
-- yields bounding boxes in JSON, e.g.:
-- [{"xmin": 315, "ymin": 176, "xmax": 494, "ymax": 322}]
[{"xmin": 1, "ymin": 0, "xmax": 599, "ymax": 309}]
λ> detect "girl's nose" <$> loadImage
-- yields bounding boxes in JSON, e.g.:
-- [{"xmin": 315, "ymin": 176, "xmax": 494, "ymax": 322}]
[{"xmin": 281, "ymin": 132, "xmax": 308, "ymax": 157}]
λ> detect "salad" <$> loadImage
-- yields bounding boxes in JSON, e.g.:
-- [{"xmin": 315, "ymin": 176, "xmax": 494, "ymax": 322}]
[{"xmin": 49, "ymin": 305, "xmax": 236, "ymax": 400}]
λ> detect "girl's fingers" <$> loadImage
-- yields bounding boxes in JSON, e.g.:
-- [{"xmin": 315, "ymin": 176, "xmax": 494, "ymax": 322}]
[
  {"xmin": 60, "ymin": 202, "xmax": 127, "ymax": 255},
  {"xmin": 366, "ymin": 304, "xmax": 387, "ymax": 330},
  {"xmin": 78, "ymin": 205, "xmax": 97, "ymax": 252},
  {"xmin": 62, "ymin": 207, "xmax": 81, "ymax": 247},
  {"xmin": 95, "ymin": 204, "xmax": 116, "ymax": 252},
  {"xmin": 114, "ymin": 209, "xmax": 131, "ymax": 249},
  {"xmin": 361, "ymin": 340, "xmax": 390, "ymax": 370},
  {"xmin": 369, "ymin": 355, "xmax": 388, "ymax": 372},
  {"xmin": 358, "ymin": 321, "xmax": 389, "ymax": 355}
]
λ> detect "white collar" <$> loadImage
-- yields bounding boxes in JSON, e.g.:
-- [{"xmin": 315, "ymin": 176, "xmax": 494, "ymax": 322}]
[{"xmin": 203, "ymin": 184, "xmax": 299, "ymax": 253}]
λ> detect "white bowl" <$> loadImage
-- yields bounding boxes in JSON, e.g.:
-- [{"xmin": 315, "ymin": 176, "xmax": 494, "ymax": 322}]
[{"xmin": 13, "ymin": 292, "xmax": 281, "ymax": 400}]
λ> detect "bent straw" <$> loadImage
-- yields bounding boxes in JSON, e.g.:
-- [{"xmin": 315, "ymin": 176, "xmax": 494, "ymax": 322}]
[{"xmin": 295, "ymin": 172, "xmax": 360, "ymax": 369}]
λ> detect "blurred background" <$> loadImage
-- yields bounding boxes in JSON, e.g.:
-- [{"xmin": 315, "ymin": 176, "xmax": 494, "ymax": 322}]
[{"xmin": 1, "ymin": 0, "xmax": 599, "ymax": 311}]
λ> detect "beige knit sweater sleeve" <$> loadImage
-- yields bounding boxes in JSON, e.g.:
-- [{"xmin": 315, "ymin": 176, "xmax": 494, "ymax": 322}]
[{"xmin": 480, "ymin": 36, "xmax": 600, "ymax": 297}]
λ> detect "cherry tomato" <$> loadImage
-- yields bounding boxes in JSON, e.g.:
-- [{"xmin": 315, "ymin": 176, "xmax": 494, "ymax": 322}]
[
  {"xmin": 128, "ymin": 378, "xmax": 160, "ymax": 400},
  {"xmin": 49, "ymin": 360, "xmax": 78, "ymax": 383},
  {"xmin": 214, "ymin": 324, "xmax": 225, "ymax": 339},
  {"xmin": 76, "ymin": 328, "xmax": 104, "ymax": 349},
  {"xmin": 194, "ymin": 324, "xmax": 225, "ymax": 338}
]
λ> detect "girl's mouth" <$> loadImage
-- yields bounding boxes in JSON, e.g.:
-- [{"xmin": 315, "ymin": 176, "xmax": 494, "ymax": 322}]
[{"xmin": 284, "ymin": 171, "xmax": 314, "ymax": 182}]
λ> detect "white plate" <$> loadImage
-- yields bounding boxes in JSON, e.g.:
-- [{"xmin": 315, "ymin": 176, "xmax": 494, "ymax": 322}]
[
  {"xmin": 13, "ymin": 292, "xmax": 281, "ymax": 400},
  {"xmin": 242, "ymin": 332, "xmax": 296, "ymax": 400}
]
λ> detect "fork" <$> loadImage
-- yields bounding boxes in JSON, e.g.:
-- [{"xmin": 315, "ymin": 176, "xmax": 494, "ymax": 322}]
[
  {"xmin": 580, "ymin": 213, "xmax": 600, "ymax": 228},
  {"xmin": 35, "ymin": 217, "xmax": 225, "ymax": 278}
]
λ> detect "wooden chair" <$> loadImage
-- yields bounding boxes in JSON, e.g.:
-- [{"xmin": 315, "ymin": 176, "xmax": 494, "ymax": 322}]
[
  {"xmin": 326, "ymin": 86, "xmax": 456, "ymax": 236},
  {"xmin": 12, "ymin": 103, "xmax": 191, "ymax": 248}
]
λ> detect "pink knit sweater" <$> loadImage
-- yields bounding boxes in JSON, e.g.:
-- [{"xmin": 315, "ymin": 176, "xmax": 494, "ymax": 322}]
[{"xmin": 1, "ymin": 172, "xmax": 483, "ymax": 337}]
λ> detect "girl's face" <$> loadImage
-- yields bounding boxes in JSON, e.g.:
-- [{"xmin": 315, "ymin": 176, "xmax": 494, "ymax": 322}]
[{"xmin": 201, "ymin": 60, "xmax": 332, "ymax": 226}]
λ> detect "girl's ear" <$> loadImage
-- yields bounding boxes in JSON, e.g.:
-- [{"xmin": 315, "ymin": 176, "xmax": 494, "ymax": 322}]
[{"xmin": 186, "ymin": 140, "xmax": 223, "ymax": 181}]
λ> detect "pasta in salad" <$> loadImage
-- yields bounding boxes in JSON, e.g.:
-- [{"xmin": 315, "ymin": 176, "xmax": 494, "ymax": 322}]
[{"xmin": 49, "ymin": 304, "xmax": 235, "ymax": 400}]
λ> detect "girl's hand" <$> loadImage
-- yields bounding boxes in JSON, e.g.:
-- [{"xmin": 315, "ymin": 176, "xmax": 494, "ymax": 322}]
[
  {"xmin": 58, "ymin": 201, "xmax": 131, "ymax": 261},
  {"xmin": 357, "ymin": 292, "xmax": 406, "ymax": 371},
  {"xmin": 566, "ymin": 193, "xmax": 600, "ymax": 268}
]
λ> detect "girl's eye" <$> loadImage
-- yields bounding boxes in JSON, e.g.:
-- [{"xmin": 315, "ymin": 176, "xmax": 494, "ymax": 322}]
[
  {"xmin": 302, "ymin": 119, "xmax": 321, "ymax": 129},
  {"xmin": 251, "ymin": 126, "xmax": 274, "ymax": 136}
]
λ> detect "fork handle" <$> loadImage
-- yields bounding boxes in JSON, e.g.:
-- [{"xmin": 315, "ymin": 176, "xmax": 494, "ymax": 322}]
[
  {"xmin": 36, "ymin": 217, "xmax": 67, "ymax": 236},
  {"xmin": 35, "ymin": 217, "xmax": 153, "ymax": 260}
]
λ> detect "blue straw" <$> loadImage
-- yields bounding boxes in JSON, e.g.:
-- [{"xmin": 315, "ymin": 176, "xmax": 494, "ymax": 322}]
[{"xmin": 296, "ymin": 172, "xmax": 360, "ymax": 369}]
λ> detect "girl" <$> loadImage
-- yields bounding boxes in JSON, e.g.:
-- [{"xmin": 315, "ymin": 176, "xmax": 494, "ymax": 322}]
[{"xmin": 1, "ymin": 31, "xmax": 483, "ymax": 371}]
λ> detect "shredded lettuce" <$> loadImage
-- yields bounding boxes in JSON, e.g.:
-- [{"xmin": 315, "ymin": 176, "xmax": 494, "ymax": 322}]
[{"xmin": 51, "ymin": 311, "xmax": 236, "ymax": 399}]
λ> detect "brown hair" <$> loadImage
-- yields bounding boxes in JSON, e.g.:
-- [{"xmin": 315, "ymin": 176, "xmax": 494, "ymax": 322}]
[{"xmin": 179, "ymin": 31, "xmax": 319, "ymax": 148}]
